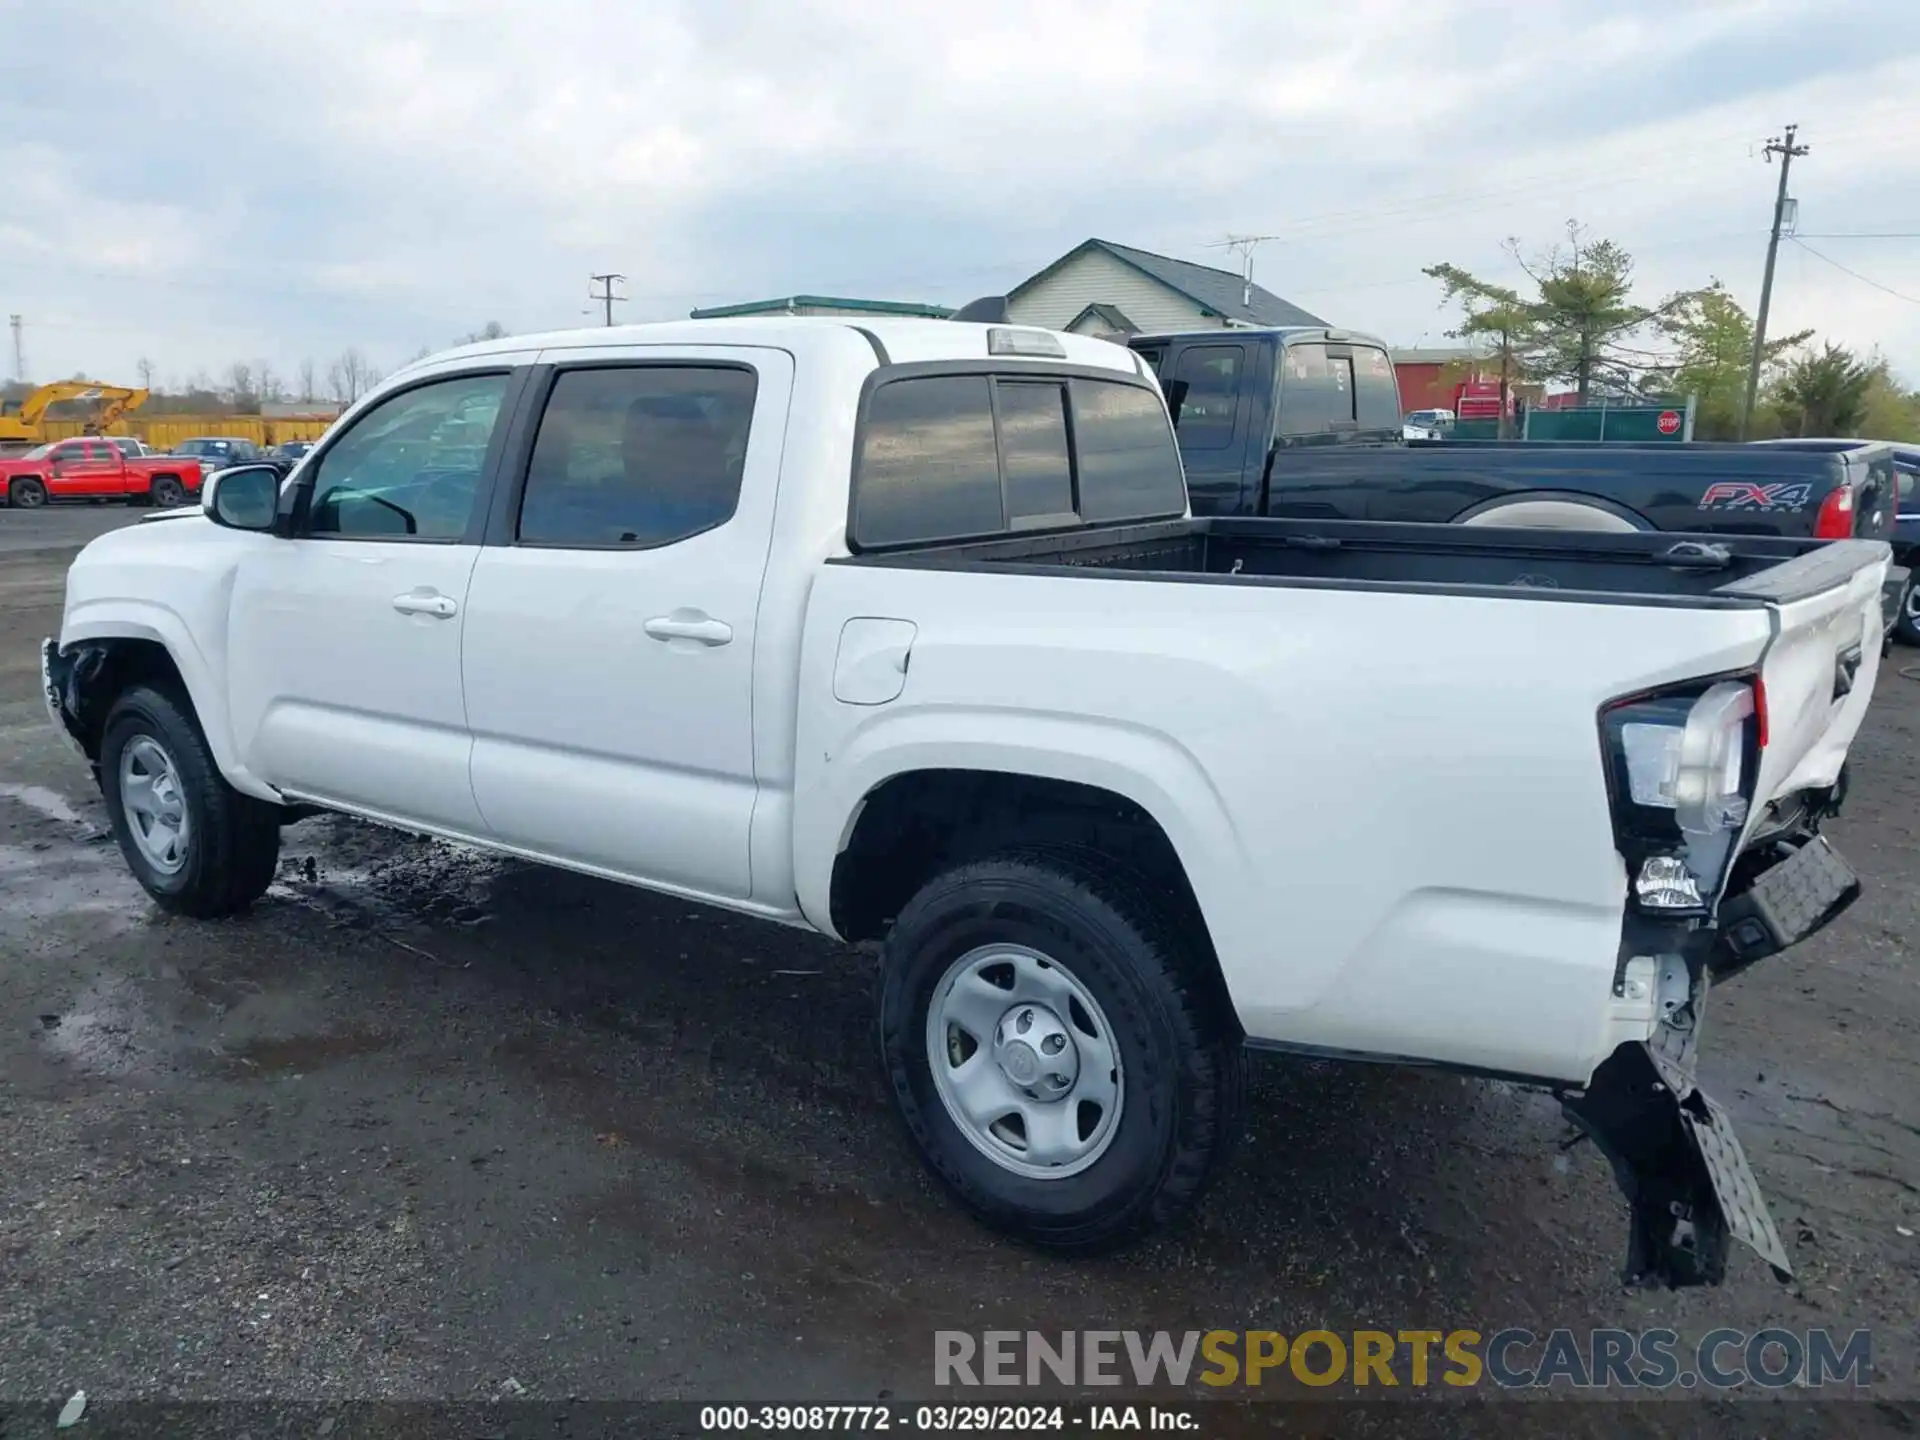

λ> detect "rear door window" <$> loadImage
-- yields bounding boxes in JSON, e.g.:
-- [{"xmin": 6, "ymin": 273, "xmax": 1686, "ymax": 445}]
[
  {"xmin": 1166, "ymin": 345, "xmax": 1244, "ymax": 451},
  {"xmin": 517, "ymin": 365, "xmax": 756, "ymax": 547}
]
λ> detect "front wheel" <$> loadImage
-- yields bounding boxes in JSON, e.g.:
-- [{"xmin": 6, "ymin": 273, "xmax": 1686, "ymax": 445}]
[
  {"xmin": 149, "ymin": 475, "xmax": 187, "ymax": 508},
  {"xmin": 1894, "ymin": 569, "xmax": 1920, "ymax": 647},
  {"xmin": 8, "ymin": 476, "xmax": 47, "ymax": 508},
  {"xmin": 99, "ymin": 684, "xmax": 282, "ymax": 917},
  {"xmin": 878, "ymin": 851, "xmax": 1243, "ymax": 1252}
]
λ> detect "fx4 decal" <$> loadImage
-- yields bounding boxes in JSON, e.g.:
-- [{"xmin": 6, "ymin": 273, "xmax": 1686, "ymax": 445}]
[{"xmin": 1699, "ymin": 481, "xmax": 1814, "ymax": 511}]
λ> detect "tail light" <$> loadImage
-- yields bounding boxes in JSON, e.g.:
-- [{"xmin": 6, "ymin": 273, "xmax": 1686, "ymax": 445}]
[
  {"xmin": 1813, "ymin": 484, "xmax": 1855, "ymax": 539},
  {"xmin": 1600, "ymin": 678, "xmax": 1764, "ymax": 915}
]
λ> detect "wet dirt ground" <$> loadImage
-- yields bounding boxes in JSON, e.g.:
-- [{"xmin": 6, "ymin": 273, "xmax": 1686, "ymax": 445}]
[{"xmin": 2, "ymin": 510, "xmax": 1917, "ymax": 1432}]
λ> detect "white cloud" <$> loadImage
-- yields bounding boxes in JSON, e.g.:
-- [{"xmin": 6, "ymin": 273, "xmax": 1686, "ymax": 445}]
[{"xmin": 2, "ymin": 0, "xmax": 1917, "ymax": 386}]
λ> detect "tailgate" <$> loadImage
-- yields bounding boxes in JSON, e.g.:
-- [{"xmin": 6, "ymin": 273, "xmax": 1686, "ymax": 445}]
[{"xmin": 1744, "ymin": 543, "xmax": 1888, "ymax": 811}]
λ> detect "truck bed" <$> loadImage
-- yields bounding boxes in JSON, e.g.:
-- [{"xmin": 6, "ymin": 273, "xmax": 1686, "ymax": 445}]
[
  {"xmin": 1258, "ymin": 438, "xmax": 1897, "ymax": 544},
  {"xmin": 852, "ymin": 516, "xmax": 1883, "ymax": 611}
]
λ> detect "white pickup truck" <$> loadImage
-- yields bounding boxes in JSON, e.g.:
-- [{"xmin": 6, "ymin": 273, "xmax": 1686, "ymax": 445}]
[{"xmin": 42, "ymin": 315, "xmax": 1890, "ymax": 1286}]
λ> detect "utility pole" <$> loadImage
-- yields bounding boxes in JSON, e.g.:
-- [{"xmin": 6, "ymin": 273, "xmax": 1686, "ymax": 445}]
[
  {"xmin": 1739, "ymin": 125, "xmax": 1809, "ymax": 439},
  {"xmin": 8, "ymin": 314, "xmax": 23, "ymax": 385},
  {"xmin": 587, "ymin": 273, "xmax": 627, "ymax": 327}
]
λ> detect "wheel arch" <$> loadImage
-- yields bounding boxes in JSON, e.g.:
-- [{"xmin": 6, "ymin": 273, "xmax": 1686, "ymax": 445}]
[
  {"xmin": 817, "ymin": 755, "xmax": 1243, "ymax": 1038},
  {"xmin": 1451, "ymin": 490, "xmax": 1654, "ymax": 532},
  {"xmin": 54, "ymin": 613, "xmax": 275, "ymax": 800}
]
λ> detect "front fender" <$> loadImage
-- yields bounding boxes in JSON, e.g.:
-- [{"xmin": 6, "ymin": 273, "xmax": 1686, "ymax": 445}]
[{"xmin": 60, "ymin": 600, "xmax": 277, "ymax": 801}]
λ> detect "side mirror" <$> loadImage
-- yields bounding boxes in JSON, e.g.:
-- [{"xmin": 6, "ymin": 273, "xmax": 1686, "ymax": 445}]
[{"xmin": 202, "ymin": 465, "xmax": 281, "ymax": 532}]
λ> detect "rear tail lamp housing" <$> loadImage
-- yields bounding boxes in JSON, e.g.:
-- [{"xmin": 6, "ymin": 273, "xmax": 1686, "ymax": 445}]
[
  {"xmin": 1813, "ymin": 484, "xmax": 1855, "ymax": 539},
  {"xmin": 1600, "ymin": 677, "xmax": 1765, "ymax": 916}
]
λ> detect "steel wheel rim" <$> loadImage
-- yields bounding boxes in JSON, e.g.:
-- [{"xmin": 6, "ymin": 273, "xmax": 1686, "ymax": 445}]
[
  {"xmin": 119, "ymin": 735, "xmax": 190, "ymax": 875},
  {"xmin": 1906, "ymin": 579, "xmax": 1920, "ymax": 624},
  {"xmin": 926, "ymin": 943, "xmax": 1124, "ymax": 1180}
]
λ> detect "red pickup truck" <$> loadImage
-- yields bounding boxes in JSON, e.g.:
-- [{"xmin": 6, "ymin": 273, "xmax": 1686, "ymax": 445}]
[{"xmin": 0, "ymin": 438, "xmax": 203, "ymax": 509}]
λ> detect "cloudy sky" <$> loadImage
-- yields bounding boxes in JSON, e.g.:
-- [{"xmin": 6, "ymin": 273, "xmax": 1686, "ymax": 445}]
[{"xmin": 4, "ymin": 0, "xmax": 1918, "ymax": 395}]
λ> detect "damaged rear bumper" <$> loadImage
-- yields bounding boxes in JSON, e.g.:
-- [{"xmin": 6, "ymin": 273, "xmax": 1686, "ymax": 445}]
[
  {"xmin": 1562, "ymin": 1039, "xmax": 1790, "ymax": 1288},
  {"xmin": 1565, "ymin": 827, "xmax": 1861, "ymax": 1288}
]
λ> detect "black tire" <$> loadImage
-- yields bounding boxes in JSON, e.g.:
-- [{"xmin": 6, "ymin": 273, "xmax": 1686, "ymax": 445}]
[
  {"xmin": 149, "ymin": 474, "xmax": 187, "ymax": 508},
  {"xmin": 8, "ymin": 476, "xmax": 47, "ymax": 508},
  {"xmin": 1894, "ymin": 569, "xmax": 1920, "ymax": 647},
  {"xmin": 878, "ymin": 849, "xmax": 1244, "ymax": 1252},
  {"xmin": 99, "ymin": 683, "xmax": 281, "ymax": 918}
]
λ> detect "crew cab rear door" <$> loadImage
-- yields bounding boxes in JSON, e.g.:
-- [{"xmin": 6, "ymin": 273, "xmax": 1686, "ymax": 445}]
[{"xmin": 458, "ymin": 343, "xmax": 794, "ymax": 902}]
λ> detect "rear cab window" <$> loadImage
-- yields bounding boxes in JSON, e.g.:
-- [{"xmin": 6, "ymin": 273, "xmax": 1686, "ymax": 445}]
[
  {"xmin": 1278, "ymin": 340, "xmax": 1400, "ymax": 439},
  {"xmin": 851, "ymin": 367, "xmax": 1185, "ymax": 550}
]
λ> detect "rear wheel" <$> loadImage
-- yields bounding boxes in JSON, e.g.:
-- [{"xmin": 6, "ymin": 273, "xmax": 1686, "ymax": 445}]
[
  {"xmin": 878, "ymin": 850, "xmax": 1243, "ymax": 1252},
  {"xmin": 149, "ymin": 475, "xmax": 186, "ymax": 508},
  {"xmin": 1895, "ymin": 569, "xmax": 1920, "ymax": 647},
  {"xmin": 8, "ymin": 476, "xmax": 47, "ymax": 508},
  {"xmin": 99, "ymin": 684, "xmax": 281, "ymax": 917}
]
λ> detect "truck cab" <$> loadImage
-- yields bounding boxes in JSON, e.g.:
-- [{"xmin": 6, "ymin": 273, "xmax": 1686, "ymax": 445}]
[{"xmin": 1128, "ymin": 327, "xmax": 1402, "ymax": 516}]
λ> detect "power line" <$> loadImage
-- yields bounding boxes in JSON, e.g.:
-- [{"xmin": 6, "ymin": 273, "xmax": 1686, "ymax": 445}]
[
  {"xmin": 587, "ymin": 272, "xmax": 628, "ymax": 327},
  {"xmin": 1741, "ymin": 125, "xmax": 1809, "ymax": 440},
  {"xmin": 1794, "ymin": 232, "xmax": 1920, "ymax": 240},
  {"xmin": 1788, "ymin": 238, "xmax": 1920, "ymax": 306}
]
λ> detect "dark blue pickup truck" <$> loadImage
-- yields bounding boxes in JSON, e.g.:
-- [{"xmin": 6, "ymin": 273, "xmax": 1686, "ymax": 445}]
[
  {"xmin": 1891, "ymin": 444, "xmax": 1919, "ymax": 643},
  {"xmin": 1128, "ymin": 326, "xmax": 1911, "ymax": 640}
]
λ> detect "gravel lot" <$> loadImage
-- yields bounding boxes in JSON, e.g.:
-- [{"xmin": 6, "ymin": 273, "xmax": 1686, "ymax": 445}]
[{"xmin": 2, "ymin": 507, "xmax": 1916, "ymax": 1431}]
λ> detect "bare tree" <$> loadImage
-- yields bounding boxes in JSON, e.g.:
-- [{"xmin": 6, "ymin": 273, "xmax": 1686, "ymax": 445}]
[
  {"xmin": 136, "ymin": 356, "xmax": 157, "ymax": 392},
  {"xmin": 223, "ymin": 361, "xmax": 257, "ymax": 411},
  {"xmin": 256, "ymin": 361, "xmax": 284, "ymax": 406},
  {"xmin": 298, "ymin": 357, "xmax": 318, "ymax": 404},
  {"xmin": 326, "ymin": 348, "xmax": 376, "ymax": 405}
]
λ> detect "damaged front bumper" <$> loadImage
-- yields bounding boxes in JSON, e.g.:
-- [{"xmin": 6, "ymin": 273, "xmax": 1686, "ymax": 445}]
[
  {"xmin": 1563, "ymin": 826, "xmax": 1861, "ymax": 1288},
  {"xmin": 41, "ymin": 638, "xmax": 89, "ymax": 758}
]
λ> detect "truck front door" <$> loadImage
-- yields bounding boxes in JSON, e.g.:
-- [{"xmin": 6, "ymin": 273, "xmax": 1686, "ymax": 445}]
[
  {"xmin": 458, "ymin": 346, "xmax": 792, "ymax": 902},
  {"xmin": 226, "ymin": 366, "xmax": 526, "ymax": 833},
  {"xmin": 49, "ymin": 441, "xmax": 116, "ymax": 498}
]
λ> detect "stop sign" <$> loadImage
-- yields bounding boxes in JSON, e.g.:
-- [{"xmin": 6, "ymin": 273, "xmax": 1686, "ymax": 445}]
[{"xmin": 1657, "ymin": 409, "xmax": 1682, "ymax": 435}]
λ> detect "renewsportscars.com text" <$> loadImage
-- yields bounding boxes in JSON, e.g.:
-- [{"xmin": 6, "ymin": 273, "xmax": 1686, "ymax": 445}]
[{"xmin": 934, "ymin": 1328, "xmax": 1872, "ymax": 1391}]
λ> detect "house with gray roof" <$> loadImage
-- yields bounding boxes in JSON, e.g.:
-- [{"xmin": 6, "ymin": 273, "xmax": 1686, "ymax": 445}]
[{"xmin": 1005, "ymin": 239, "xmax": 1327, "ymax": 337}]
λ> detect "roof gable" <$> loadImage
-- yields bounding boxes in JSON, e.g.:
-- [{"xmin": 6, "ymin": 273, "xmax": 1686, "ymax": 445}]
[
  {"xmin": 1067, "ymin": 302, "xmax": 1139, "ymax": 334},
  {"xmin": 1010, "ymin": 239, "xmax": 1327, "ymax": 328}
]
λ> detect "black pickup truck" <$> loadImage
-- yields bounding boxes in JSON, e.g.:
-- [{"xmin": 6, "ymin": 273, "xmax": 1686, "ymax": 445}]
[{"xmin": 1129, "ymin": 326, "xmax": 1909, "ymax": 635}]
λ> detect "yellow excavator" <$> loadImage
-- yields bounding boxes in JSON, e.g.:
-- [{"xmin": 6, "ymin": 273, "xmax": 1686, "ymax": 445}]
[{"xmin": 0, "ymin": 380, "xmax": 150, "ymax": 445}]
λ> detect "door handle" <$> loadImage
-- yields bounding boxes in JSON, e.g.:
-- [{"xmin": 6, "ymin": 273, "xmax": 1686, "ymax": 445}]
[
  {"xmin": 392, "ymin": 591, "xmax": 458, "ymax": 618},
  {"xmin": 644, "ymin": 612, "xmax": 733, "ymax": 646}
]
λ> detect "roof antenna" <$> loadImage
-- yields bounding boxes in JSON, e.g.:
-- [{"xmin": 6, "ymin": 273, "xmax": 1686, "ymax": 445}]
[{"xmin": 1212, "ymin": 235, "xmax": 1282, "ymax": 308}]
